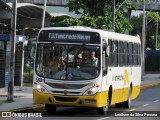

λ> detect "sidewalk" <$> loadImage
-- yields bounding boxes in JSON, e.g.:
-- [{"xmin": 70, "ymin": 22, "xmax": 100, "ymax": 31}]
[
  {"xmin": 141, "ymin": 73, "xmax": 160, "ymax": 88},
  {"xmin": 0, "ymin": 73, "xmax": 160, "ymax": 112},
  {"xmin": 0, "ymin": 87, "xmax": 35, "ymax": 111}
]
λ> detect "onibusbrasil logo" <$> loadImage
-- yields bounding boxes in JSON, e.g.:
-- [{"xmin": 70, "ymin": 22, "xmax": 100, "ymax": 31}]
[{"xmin": 1, "ymin": 112, "xmax": 42, "ymax": 118}]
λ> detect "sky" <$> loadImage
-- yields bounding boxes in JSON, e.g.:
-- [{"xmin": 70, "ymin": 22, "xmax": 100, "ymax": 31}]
[{"xmin": 131, "ymin": 10, "xmax": 143, "ymax": 16}]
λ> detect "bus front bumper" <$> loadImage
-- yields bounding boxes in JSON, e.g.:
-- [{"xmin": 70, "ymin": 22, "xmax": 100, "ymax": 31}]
[{"xmin": 33, "ymin": 89, "xmax": 108, "ymax": 108}]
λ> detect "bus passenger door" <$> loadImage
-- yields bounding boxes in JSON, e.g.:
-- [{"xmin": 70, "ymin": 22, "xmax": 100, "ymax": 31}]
[{"xmin": 101, "ymin": 38, "xmax": 109, "ymax": 92}]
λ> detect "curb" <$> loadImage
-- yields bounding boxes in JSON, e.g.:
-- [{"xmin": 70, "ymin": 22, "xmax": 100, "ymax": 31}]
[
  {"xmin": 2, "ymin": 82, "xmax": 160, "ymax": 113},
  {"xmin": 141, "ymin": 82, "xmax": 160, "ymax": 89},
  {"xmin": 0, "ymin": 106, "xmax": 45, "ymax": 113},
  {"xmin": 11, "ymin": 106, "xmax": 45, "ymax": 113}
]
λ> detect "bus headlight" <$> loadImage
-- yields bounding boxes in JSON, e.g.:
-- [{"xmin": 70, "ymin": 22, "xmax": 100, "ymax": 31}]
[
  {"xmin": 83, "ymin": 85, "xmax": 100, "ymax": 95},
  {"xmin": 36, "ymin": 83, "xmax": 48, "ymax": 93}
]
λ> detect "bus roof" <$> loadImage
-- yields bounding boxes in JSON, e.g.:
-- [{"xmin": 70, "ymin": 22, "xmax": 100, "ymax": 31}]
[{"xmin": 40, "ymin": 26, "xmax": 141, "ymax": 44}]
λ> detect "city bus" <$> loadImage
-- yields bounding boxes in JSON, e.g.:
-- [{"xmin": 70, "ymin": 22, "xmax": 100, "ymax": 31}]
[{"xmin": 32, "ymin": 26, "xmax": 141, "ymax": 114}]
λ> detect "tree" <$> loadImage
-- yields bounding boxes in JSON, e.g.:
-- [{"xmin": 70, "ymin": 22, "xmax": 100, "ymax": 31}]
[
  {"xmin": 50, "ymin": 15, "xmax": 72, "ymax": 27},
  {"xmin": 146, "ymin": 12, "xmax": 160, "ymax": 49},
  {"xmin": 130, "ymin": 14, "xmax": 143, "ymax": 36},
  {"xmin": 51, "ymin": 0, "xmax": 136, "ymax": 33},
  {"xmin": 130, "ymin": 12, "xmax": 160, "ymax": 49}
]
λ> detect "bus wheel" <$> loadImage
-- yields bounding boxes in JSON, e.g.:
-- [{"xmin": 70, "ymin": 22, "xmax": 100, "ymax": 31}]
[
  {"xmin": 122, "ymin": 89, "xmax": 131, "ymax": 108},
  {"xmin": 115, "ymin": 103, "xmax": 123, "ymax": 108},
  {"xmin": 45, "ymin": 104, "xmax": 56, "ymax": 113},
  {"xmin": 97, "ymin": 98, "xmax": 109, "ymax": 114}
]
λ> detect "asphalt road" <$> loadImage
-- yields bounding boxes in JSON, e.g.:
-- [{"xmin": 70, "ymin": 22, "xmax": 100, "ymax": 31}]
[{"xmin": 1, "ymin": 86, "xmax": 160, "ymax": 120}]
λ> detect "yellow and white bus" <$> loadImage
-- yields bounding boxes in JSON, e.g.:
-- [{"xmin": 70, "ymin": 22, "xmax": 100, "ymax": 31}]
[{"xmin": 33, "ymin": 26, "xmax": 141, "ymax": 114}]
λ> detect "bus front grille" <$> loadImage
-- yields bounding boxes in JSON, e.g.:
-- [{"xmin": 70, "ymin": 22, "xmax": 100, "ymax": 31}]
[
  {"xmin": 52, "ymin": 91, "xmax": 81, "ymax": 95},
  {"xmin": 46, "ymin": 82, "xmax": 87, "ymax": 89},
  {"xmin": 54, "ymin": 96, "xmax": 77, "ymax": 102}
]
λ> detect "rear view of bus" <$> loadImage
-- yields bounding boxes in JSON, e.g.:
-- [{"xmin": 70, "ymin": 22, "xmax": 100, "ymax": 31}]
[{"xmin": 32, "ymin": 27, "xmax": 141, "ymax": 114}]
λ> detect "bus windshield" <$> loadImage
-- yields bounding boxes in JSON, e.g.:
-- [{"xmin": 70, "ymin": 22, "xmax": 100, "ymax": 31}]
[{"xmin": 35, "ymin": 44, "xmax": 101, "ymax": 81}]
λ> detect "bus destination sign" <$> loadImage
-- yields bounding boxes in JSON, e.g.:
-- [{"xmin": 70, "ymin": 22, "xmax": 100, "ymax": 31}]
[
  {"xmin": 48, "ymin": 33, "xmax": 91, "ymax": 42},
  {"xmin": 38, "ymin": 30, "xmax": 100, "ymax": 44}
]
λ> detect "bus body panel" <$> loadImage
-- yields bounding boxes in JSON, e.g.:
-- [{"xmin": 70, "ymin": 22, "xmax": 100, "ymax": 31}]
[{"xmin": 103, "ymin": 66, "xmax": 141, "ymax": 104}]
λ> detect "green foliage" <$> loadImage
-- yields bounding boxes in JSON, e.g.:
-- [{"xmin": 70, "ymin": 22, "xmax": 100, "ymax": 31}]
[
  {"xmin": 130, "ymin": 12, "xmax": 160, "ymax": 49},
  {"xmin": 51, "ymin": 0, "xmax": 136, "ymax": 33},
  {"xmin": 23, "ymin": 70, "xmax": 33, "ymax": 84},
  {"xmin": 51, "ymin": 15, "xmax": 71, "ymax": 27},
  {"xmin": 130, "ymin": 15, "xmax": 143, "ymax": 36}
]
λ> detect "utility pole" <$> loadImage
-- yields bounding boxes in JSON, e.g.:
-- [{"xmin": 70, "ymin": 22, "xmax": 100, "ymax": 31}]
[
  {"xmin": 156, "ymin": 12, "xmax": 159, "ymax": 50},
  {"xmin": 42, "ymin": 0, "xmax": 47, "ymax": 28},
  {"xmin": 142, "ymin": 0, "xmax": 146, "ymax": 81},
  {"xmin": 112, "ymin": 0, "xmax": 115, "ymax": 31},
  {"xmin": 7, "ymin": 0, "xmax": 17, "ymax": 101}
]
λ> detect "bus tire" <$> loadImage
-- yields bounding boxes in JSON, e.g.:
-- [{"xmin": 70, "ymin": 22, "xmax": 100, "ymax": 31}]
[
  {"xmin": 122, "ymin": 88, "xmax": 131, "ymax": 109},
  {"xmin": 97, "ymin": 97, "xmax": 109, "ymax": 114},
  {"xmin": 45, "ymin": 104, "xmax": 56, "ymax": 113}
]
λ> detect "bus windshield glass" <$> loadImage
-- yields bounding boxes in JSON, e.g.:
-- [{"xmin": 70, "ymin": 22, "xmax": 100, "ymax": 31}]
[{"xmin": 35, "ymin": 44, "xmax": 101, "ymax": 80}]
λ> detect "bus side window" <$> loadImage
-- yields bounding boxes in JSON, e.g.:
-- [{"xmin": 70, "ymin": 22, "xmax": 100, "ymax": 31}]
[
  {"xmin": 138, "ymin": 44, "xmax": 141, "ymax": 65},
  {"xmin": 108, "ymin": 39, "xmax": 112, "ymax": 66},
  {"xmin": 124, "ymin": 42, "xmax": 128, "ymax": 66},
  {"xmin": 113, "ymin": 41, "xmax": 118, "ymax": 66},
  {"xmin": 129, "ymin": 43, "xmax": 133, "ymax": 66}
]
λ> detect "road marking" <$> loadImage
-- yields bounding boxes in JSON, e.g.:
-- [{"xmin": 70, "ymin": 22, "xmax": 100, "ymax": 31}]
[
  {"xmin": 153, "ymin": 100, "xmax": 159, "ymax": 102},
  {"xmin": 97, "ymin": 117, "xmax": 110, "ymax": 120},
  {"xmin": 143, "ymin": 104, "xmax": 149, "ymax": 106},
  {"xmin": 129, "ymin": 109, "xmax": 136, "ymax": 111}
]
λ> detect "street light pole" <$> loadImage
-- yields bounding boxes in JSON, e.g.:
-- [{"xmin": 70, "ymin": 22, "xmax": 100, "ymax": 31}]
[
  {"xmin": 112, "ymin": 0, "xmax": 115, "ymax": 31},
  {"xmin": 42, "ymin": 0, "xmax": 47, "ymax": 28},
  {"xmin": 7, "ymin": 0, "xmax": 17, "ymax": 101},
  {"xmin": 156, "ymin": 12, "xmax": 159, "ymax": 50},
  {"xmin": 142, "ymin": 0, "xmax": 146, "ymax": 80}
]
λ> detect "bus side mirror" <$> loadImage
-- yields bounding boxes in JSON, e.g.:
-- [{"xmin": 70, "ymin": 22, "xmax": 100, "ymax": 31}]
[
  {"xmin": 30, "ymin": 46, "xmax": 36, "ymax": 60},
  {"xmin": 106, "ymin": 45, "xmax": 110, "ymax": 57},
  {"xmin": 102, "ymin": 51, "xmax": 106, "ymax": 71}
]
